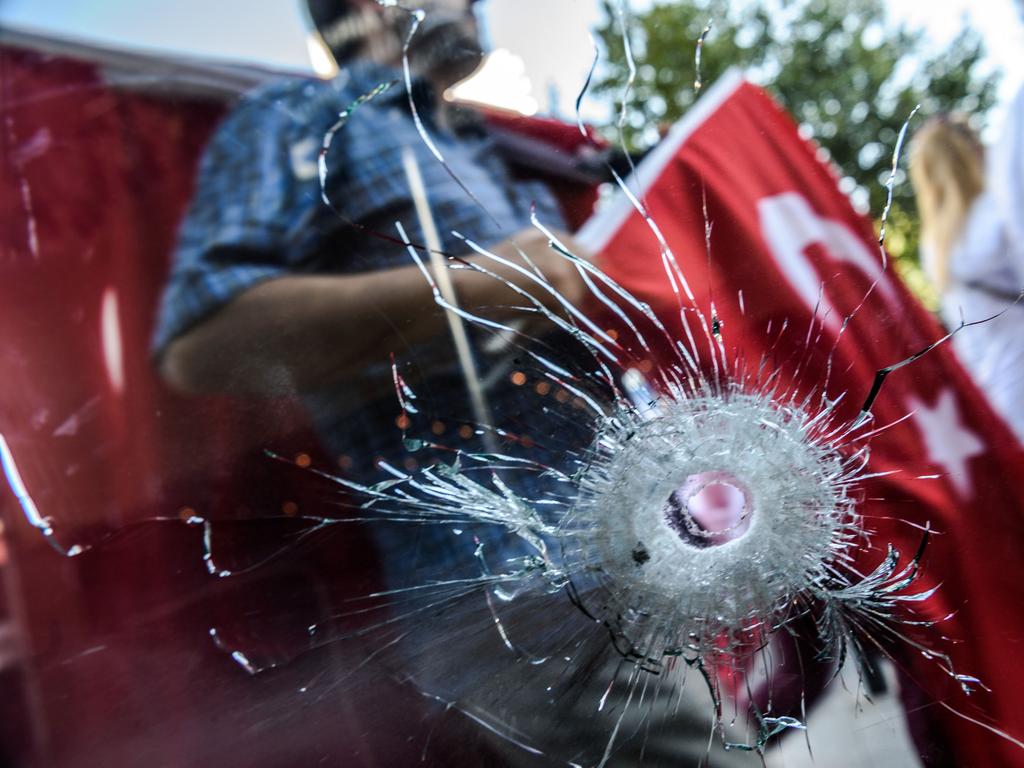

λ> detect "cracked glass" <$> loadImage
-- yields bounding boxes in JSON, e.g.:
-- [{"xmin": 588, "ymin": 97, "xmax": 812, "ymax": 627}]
[{"xmin": 2, "ymin": 1, "xmax": 1024, "ymax": 766}]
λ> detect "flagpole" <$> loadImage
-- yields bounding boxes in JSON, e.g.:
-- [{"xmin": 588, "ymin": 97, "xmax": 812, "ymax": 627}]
[{"xmin": 401, "ymin": 146, "xmax": 500, "ymax": 456}]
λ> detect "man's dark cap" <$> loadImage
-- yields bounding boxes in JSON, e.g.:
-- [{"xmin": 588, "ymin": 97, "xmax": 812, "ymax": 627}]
[{"xmin": 306, "ymin": 0, "xmax": 355, "ymax": 35}]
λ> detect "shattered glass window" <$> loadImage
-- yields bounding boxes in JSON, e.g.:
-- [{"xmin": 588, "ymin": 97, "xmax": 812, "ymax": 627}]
[{"xmin": 2, "ymin": 1, "xmax": 1024, "ymax": 766}]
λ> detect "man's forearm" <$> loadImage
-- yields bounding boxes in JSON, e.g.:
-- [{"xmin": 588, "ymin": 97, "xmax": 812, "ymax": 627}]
[{"xmin": 159, "ymin": 265, "xmax": 455, "ymax": 395}]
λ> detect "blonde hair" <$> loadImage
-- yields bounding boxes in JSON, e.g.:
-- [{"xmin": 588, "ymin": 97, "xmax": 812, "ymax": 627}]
[{"xmin": 909, "ymin": 116, "xmax": 985, "ymax": 293}]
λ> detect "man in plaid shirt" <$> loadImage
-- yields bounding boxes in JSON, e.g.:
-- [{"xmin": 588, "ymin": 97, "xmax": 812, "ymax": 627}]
[{"xmin": 153, "ymin": 0, "xmax": 590, "ymax": 585}]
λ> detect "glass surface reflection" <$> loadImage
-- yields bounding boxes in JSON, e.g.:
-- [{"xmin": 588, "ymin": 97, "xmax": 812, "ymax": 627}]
[{"xmin": 2, "ymin": 2, "xmax": 1024, "ymax": 767}]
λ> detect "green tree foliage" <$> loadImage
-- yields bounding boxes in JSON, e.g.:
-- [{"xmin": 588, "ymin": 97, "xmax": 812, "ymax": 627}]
[{"xmin": 595, "ymin": 0, "xmax": 999, "ymax": 288}]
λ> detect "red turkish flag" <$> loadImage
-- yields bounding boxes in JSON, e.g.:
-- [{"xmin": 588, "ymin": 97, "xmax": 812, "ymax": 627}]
[{"xmin": 580, "ymin": 72, "xmax": 1024, "ymax": 766}]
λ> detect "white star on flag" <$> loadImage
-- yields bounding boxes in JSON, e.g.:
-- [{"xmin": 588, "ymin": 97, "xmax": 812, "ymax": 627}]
[{"xmin": 907, "ymin": 389, "xmax": 986, "ymax": 499}]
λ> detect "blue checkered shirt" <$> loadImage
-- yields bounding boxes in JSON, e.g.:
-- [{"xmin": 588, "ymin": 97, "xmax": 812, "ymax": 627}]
[{"xmin": 154, "ymin": 61, "xmax": 583, "ymax": 585}]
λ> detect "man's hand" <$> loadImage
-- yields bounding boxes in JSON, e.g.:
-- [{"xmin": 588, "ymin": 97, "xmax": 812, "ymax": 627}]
[{"xmin": 455, "ymin": 227, "xmax": 591, "ymax": 321}]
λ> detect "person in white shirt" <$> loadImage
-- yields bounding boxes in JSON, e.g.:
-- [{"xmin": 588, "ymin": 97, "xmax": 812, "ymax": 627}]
[{"xmin": 910, "ymin": 101, "xmax": 1024, "ymax": 443}]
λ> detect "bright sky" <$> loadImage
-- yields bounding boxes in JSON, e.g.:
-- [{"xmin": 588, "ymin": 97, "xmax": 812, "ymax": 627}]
[{"xmin": 2, "ymin": 0, "xmax": 1022, "ymax": 128}]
